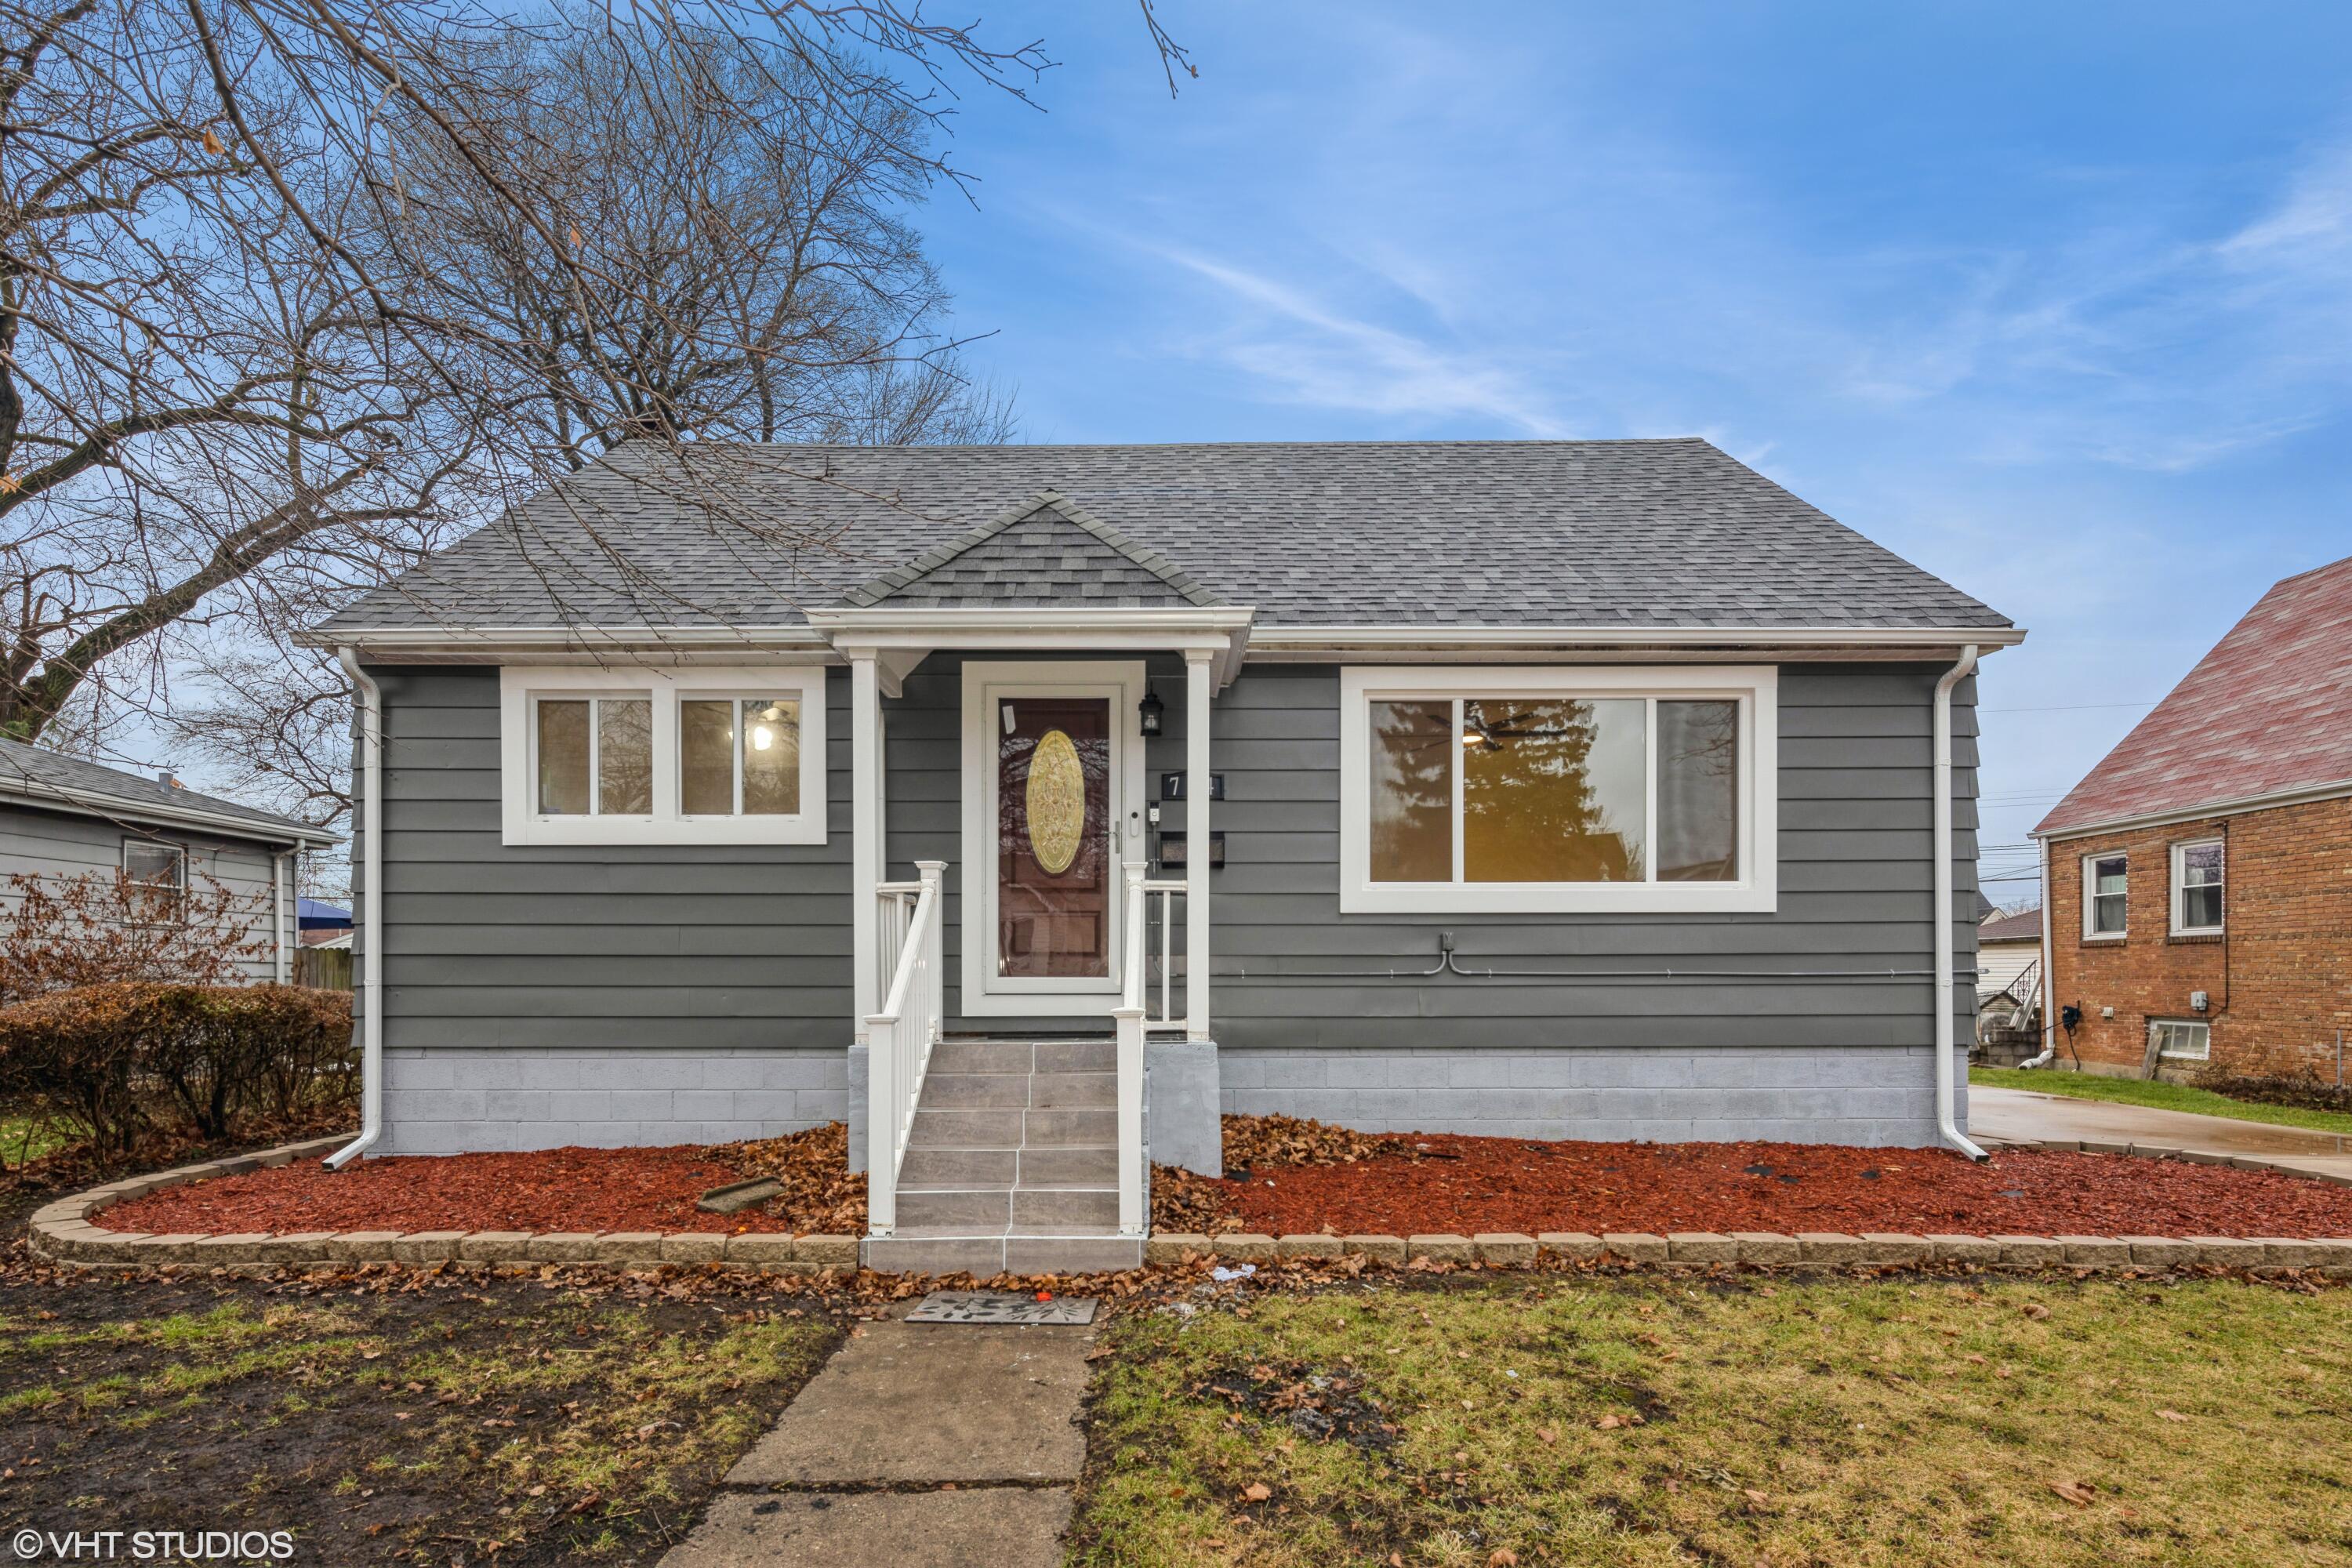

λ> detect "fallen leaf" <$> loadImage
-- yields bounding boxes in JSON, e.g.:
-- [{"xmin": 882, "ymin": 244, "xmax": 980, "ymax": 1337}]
[
  {"xmin": 2050, "ymin": 1480, "xmax": 2097, "ymax": 1507},
  {"xmin": 1744, "ymin": 1488, "xmax": 1771, "ymax": 1505},
  {"xmin": 1535, "ymin": 1426, "xmax": 1559, "ymax": 1445},
  {"xmin": 2023, "ymin": 1303, "xmax": 2052, "ymax": 1321},
  {"xmin": 1490, "ymin": 1552, "xmax": 1519, "ymax": 1566},
  {"xmin": 1242, "ymin": 1482, "xmax": 1272, "ymax": 1502},
  {"xmin": 2154, "ymin": 1410, "xmax": 2188, "ymax": 1423},
  {"xmin": 1596, "ymin": 1414, "xmax": 1625, "ymax": 1430}
]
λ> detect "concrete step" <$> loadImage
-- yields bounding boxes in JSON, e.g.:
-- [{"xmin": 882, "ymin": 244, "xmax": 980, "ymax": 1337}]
[
  {"xmin": 928, "ymin": 1039, "xmax": 1035, "ymax": 1076},
  {"xmin": 1029, "ymin": 1071, "xmax": 1115, "ymax": 1109},
  {"xmin": 1017, "ymin": 1147, "xmax": 1118, "ymax": 1188},
  {"xmin": 920, "ymin": 1073, "xmax": 1033, "ymax": 1109},
  {"xmin": 1035, "ymin": 1040, "xmax": 1115, "ymax": 1073},
  {"xmin": 1011, "ymin": 1187, "xmax": 1117, "ymax": 1229},
  {"xmin": 862, "ymin": 1229, "xmax": 1142, "ymax": 1278},
  {"xmin": 1022, "ymin": 1109, "xmax": 1116, "ymax": 1147},
  {"xmin": 898, "ymin": 1148, "xmax": 1018, "ymax": 1189},
  {"xmin": 909, "ymin": 1109, "xmax": 1023, "ymax": 1149},
  {"xmin": 894, "ymin": 1188, "xmax": 1012, "ymax": 1231}
]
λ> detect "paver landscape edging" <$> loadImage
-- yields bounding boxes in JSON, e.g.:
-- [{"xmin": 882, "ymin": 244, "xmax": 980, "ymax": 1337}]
[
  {"xmin": 26, "ymin": 1134, "xmax": 2352, "ymax": 1277},
  {"xmin": 24, "ymin": 1137, "xmax": 860, "ymax": 1275}
]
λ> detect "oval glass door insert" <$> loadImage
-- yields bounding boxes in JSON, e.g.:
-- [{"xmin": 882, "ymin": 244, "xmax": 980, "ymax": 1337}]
[{"xmin": 1025, "ymin": 728, "xmax": 1087, "ymax": 875}]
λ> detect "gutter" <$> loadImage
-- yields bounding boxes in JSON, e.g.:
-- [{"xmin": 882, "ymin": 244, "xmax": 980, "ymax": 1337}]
[
  {"xmin": 0, "ymin": 776, "xmax": 328, "ymax": 849},
  {"xmin": 1933, "ymin": 644, "xmax": 1990, "ymax": 1160},
  {"xmin": 270, "ymin": 848, "xmax": 294, "ymax": 984},
  {"xmin": 325, "ymin": 647, "xmax": 383, "ymax": 1171}
]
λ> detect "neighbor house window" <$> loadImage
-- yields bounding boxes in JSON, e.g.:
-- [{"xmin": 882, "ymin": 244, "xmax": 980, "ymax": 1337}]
[
  {"xmin": 2150, "ymin": 1018, "xmax": 2210, "ymax": 1061},
  {"xmin": 1342, "ymin": 666, "xmax": 1776, "ymax": 913},
  {"xmin": 2082, "ymin": 852, "xmax": 2127, "ymax": 939},
  {"xmin": 2170, "ymin": 838, "xmax": 2223, "ymax": 936},
  {"xmin": 499, "ymin": 666, "xmax": 826, "ymax": 846},
  {"xmin": 120, "ymin": 838, "xmax": 187, "ymax": 923}
]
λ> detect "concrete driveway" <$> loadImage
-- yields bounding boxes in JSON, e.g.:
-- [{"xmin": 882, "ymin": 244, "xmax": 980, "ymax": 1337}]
[{"xmin": 1970, "ymin": 1084, "xmax": 2352, "ymax": 1183}]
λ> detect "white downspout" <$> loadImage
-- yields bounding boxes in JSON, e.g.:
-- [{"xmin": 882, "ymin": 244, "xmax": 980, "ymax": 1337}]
[
  {"xmin": 270, "ymin": 847, "xmax": 292, "ymax": 983},
  {"xmin": 2020, "ymin": 833, "xmax": 2057, "ymax": 1067},
  {"xmin": 1934, "ymin": 644, "xmax": 1990, "ymax": 1161},
  {"xmin": 326, "ymin": 646, "xmax": 383, "ymax": 1170}
]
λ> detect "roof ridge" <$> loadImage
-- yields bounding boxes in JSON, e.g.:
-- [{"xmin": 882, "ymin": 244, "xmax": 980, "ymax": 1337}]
[{"xmin": 836, "ymin": 491, "xmax": 1222, "ymax": 609}]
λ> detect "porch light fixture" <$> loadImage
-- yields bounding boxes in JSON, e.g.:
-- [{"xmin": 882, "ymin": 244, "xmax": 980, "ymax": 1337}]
[{"xmin": 1137, "ymin": 686, "xmax": 1165, "ymax": 738}]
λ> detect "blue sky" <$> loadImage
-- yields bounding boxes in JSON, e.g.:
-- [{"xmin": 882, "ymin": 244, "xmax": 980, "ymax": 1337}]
[{"xmin": 920, "ymin": 2, "xmax": 2352, "ymax": 903}]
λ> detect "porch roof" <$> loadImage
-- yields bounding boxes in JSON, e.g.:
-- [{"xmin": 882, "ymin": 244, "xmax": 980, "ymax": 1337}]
[{"xmin": 309, "ymin": 439, "xmax": 2014, "ymax": 643}]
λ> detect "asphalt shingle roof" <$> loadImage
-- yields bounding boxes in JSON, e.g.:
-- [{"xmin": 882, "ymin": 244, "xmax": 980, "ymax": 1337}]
[
  {"xmin": 2037, "ymin": 554, "xmax": 2352, "ymax": 837},
  {"xmin": 314, "ymin": 439, "xmax": 2011, "ymax": 635},
  {"xmin": 0, "ymin": 737, "xmax": 321, "ymax": 840},
  {"xmin": 844, "ymin": 495, "xmax": 1218, "ymax": 609}
]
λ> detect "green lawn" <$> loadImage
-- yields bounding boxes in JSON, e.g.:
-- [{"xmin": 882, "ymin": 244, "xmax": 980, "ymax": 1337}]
[
  {"xmin": 1073, "ymin": 1276, "xmax": 2352, "ymax": 1566},
  {"xmin": 0, "ymin": 1109, "xmax": 73, "ymax": 1167},
  {"xmin": 1971, "ymin": 1065, "xmax": 2352, "ymax": 1138}
]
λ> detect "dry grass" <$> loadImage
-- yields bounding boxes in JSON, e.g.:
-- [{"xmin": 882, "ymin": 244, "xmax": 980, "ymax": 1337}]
[{"xmin": 1071, "ymin": 1273, "xmax": 2352, "ymax": 1566}]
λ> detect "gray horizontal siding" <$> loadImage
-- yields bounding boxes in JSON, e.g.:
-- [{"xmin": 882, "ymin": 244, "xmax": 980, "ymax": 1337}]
[
  {"xmin": 361, "ymin": 655, "xmax": 1975, "ymax": 1129},
  {"xmin": 0, "ymin": 799, "xmax": 288, "ymax": 982},
  {"xmin": 362, "ymin": 662, "xmax": 852, "ymax": 1051}
]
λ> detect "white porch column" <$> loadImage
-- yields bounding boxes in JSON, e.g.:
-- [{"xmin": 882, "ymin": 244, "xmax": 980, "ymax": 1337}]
[
  {"xmin": 1185, "ymin": 649, "xmax": 1212, "ymax": 1039},
  {"xmin": 850, "ymin": 652, "xmax": 880, "ymax": 1046}
]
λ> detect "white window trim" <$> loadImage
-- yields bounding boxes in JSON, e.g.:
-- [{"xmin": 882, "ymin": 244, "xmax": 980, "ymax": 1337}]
[
  {"xmin": 2169, "ymin": 837, "xmax": 2224, "ymax": 937},
  {"xmin": 1338, "ymin": 664, "xmax": 1777, "ymax": 915},
  {"xmin": 499, "ymin": 665, "xmax": 827, "ymax": 846},
  {"xmin": 2081, "ymin": 850, "xmax": 2128, "ymax": 942},
  {"xmin": 120, "ymin": 837, "xmax": 188, "ymax": 925},
  {"xmin": 2151, "ymin": 1018, "xmax": 2211, "ymax": 1061},
  {"xmin": 957, "ymin": 659, "xmax": 1147, "ymax": 1017}
]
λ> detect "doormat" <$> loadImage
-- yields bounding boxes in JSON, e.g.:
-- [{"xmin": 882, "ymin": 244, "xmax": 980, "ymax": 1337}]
[{"xmin": 906, "ymin": 1290, "xmax": 1098, "ymax": 1326}]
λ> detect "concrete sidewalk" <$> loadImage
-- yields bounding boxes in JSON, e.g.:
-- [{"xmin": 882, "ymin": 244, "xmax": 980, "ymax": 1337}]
[
  {"xmin": 1971, "ymin": 1084, "xmax": 2352, "ymax": 1183},
  {"xmin": 659, "ymin": 1316, "xmax": 1091, "ymax": 1568}
]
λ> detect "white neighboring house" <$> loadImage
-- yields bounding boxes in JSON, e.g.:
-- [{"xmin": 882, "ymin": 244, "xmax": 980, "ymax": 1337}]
[
  {"xmin": 1976, "ymin": 907, "xmax": 2042, "ymax": 1016},
  {"xmin": 0, "ymin": 737, "xmax": 333, "ymax": 984}
]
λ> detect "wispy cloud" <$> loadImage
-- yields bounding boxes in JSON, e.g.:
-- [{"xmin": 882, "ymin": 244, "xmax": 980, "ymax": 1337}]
[{"xmin": 1127, "ymin": 240, "xmax": 1572, "ymax": 434}]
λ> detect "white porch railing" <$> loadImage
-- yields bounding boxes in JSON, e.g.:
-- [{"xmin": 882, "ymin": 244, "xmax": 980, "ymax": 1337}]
[
  {"xmin": 1140, "ymin": 874, "xmax": 1190, "ymax": 1033},
  {"xmin": 1113, "ymin": 863, "xmax": 1157, "ymax": 1234},
  {"xmin": 866, "ymin": 859, "xmax": 946, "ymax": 1236}
]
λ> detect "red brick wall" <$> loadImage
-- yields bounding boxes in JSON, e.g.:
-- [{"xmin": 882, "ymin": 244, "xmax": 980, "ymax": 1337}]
[{"xmin": 2045, "ymin": 795, "xmax": 2352, "ymax": 1081}]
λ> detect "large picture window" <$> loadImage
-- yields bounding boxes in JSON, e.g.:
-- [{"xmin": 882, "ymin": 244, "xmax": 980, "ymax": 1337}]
[
  {"xmin": 1342, "ymin": 666, "xmax": 1775, "ymax": 913},
  {"xmin": 500, "ymin": 666, "xmax": 826, "ymax": 845}
]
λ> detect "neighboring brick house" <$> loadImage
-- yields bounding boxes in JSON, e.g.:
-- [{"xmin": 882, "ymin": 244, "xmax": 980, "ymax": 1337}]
[{"xmin": 2033, "ymin": 553, "xmax": 2352, "ymax": 1082}]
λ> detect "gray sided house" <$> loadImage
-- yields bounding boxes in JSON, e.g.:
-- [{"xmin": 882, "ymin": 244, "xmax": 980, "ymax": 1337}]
[
  {"xmin": 0, "ymin": 738, "xmax": 328, "ymax": 983},
  {"xmin": 307, "ymin": 440, "xmax": 2020, "ymax": 1273}
]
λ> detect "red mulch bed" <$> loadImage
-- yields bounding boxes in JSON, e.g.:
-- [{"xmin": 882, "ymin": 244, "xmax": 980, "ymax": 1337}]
[
  {"xmin": 105, "ymin": 1145, "xmax": 793, "ymax": 1237},
  {"xmin": 1203, "ymin": 1135, "xmax": 2352, "ymax": 1239}
]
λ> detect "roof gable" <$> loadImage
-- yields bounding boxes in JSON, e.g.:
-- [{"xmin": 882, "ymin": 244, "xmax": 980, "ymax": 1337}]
[
  {"xmin": 2037, "ymin": 553, "xmax": 2352, "ymax": 836},
  {"xmin": 840, "ymin": 492, "xmax": 1221, "ymax": 610}
]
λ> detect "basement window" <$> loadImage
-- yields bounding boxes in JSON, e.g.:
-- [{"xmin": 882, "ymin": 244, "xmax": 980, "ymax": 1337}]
[
  {"xmin": 2082, "ymin": 852, "xmax": 2127, "ymax": 940},
  {"xmin": 2150, "ymin": 1018, "xmax": 2210, "ymax": 1061},
  {"xmin": 1340, "ymin": 665, "xmax": 1777, "ymax": 914},
  {"xmin": 500, "ymin": 666, "xmax": 826, "ymax": 846}
]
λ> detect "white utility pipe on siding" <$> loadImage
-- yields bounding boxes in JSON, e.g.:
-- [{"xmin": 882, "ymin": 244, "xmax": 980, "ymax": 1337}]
[
  {"xmin": 326, "ymin": 647, "xmax": 383, "ymax": 1170},
  {"xmin": 271, "ymin": 848, "xmax": 292, "ymax": 983},
  {"xmin": 2019, "ymin": 833, "xmax": 2058, "ymax": 1067},
  {"xmin": 1933, "ymin": 644, "xmax": 1990, "ymax": 1161}
]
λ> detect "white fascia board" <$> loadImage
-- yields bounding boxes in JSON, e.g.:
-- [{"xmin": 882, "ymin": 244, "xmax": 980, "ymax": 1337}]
[
  {"xmin": 1250, "ymin": 624, "xmax": 2026, "ymax": 650},
  {"xmin": 807, "ymin": 605, "xmax": 1256, "ymax": 633},
  {"xmin": 2031, "ymin": 775, "xmax": 2352, "ymax": 841},
  {"xmin": 0, "ymin": 778, "xmax": 331, "ymax": 848},
  {"xmin": 297, "ymin": 625, "xmax": 833, "ymax": 660}
]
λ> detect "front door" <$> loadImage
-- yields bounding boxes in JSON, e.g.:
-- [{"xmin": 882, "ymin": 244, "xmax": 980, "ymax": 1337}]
[
  {"xmin": 996, "ymin": 697, "xmax": 1112, "ymax": 980},
  {"xmin": 960, "ymin": 661, "xmax": 1145, "ymax": 1014}
]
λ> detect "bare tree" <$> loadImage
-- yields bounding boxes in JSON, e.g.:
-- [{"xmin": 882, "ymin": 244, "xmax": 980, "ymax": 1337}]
[{"xmin": 2, "ymin": 0, "xmax": 1184, "ymax": 802}]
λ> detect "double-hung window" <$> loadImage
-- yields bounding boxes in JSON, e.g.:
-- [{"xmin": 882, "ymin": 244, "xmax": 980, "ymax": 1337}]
[
  {"xmin": 2082, "ymin": 851, "xmax": 2128, "ymax": 939},
  {"xmin": 1339, "ymin": 666, "xmax": 1777, "ymax": 913},
  {"xmin": 2169, "ymin": 838, "xmax": 2223, "ymax": 936},
  {"xmin": 120, "ymin": 838, "xmax": 187, "ymax": 924},
  {"xmin": 500, "ymin": 666, "xmax": 826, "ymax": 845}
]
